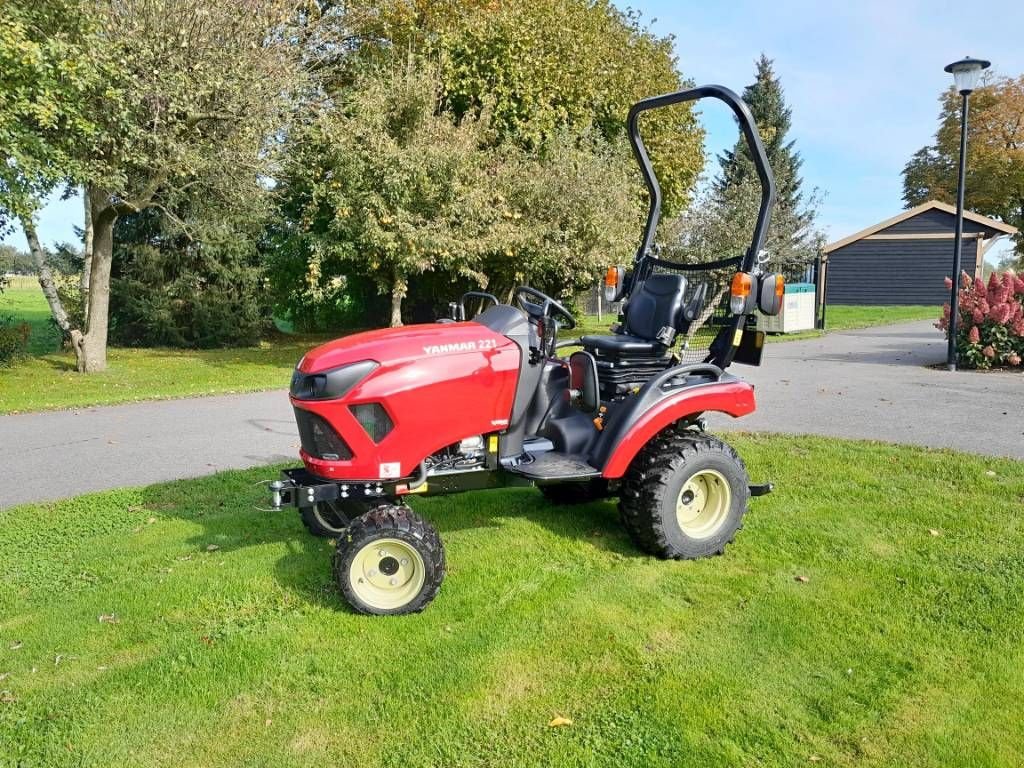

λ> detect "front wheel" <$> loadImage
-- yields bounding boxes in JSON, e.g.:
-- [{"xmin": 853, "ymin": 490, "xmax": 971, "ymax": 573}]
[
  {"xmin": 619, "ymin": 431, "xmax": 750, "ymax": 559},
  {"xmin": 333, "ymin": 505, "xmax": 445, "ymax": 615}
]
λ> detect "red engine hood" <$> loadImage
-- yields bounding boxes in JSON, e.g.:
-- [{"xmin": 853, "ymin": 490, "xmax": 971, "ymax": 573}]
[
  {"xmin": 291, "ymin": 321, "xmax": 522, "ymax": 481},
  {"xmin": 298, "ymin": 322, "xmax": 504, "ymax": 373}
]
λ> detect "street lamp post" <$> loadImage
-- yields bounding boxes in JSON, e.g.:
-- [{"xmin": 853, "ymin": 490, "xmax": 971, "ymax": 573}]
[{"xmin": 943, "ymin": 56, "xmax": 990, "ymax": 371}]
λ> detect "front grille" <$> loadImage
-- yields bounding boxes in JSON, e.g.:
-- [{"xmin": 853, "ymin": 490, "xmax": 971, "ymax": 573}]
[
  {"xmin": 293, "ymin": 407, "xmax": 353, "ymax": 460},
  {"xmin": 349, "ymin": 403, "xmax": 393, "ymax": 443}
]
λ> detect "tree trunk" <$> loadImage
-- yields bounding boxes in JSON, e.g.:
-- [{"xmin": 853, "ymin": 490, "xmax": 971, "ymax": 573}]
[
  {"xmin": 75, "ymin": 193, "xmax": 116, "ymax": 372},
  {"xmin": 23, "ymin": 218, "xmax": 73, "ymax": 337},
  {"xmin": 390, "ymin": 269, "xmax": 407, "ymax": 327},
  {"xmin": 80, "ymin": 188, "xmax": 93, "ymax": 326}
]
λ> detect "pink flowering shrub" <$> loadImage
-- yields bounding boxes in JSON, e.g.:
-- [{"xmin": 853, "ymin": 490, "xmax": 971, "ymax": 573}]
[{"xmin": 938, "ymin": 271, "xmax": 1024, "ymax": 369}]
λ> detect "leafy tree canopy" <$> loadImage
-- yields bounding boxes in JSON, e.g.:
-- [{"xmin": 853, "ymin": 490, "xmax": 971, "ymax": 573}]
[
  {"xmin": 348, "ymin": 0, "xmax": 704, "ymax": 213},
  {"xmin": 903, "ymin": 75, "xmax": 1024, "ymax": 256}
]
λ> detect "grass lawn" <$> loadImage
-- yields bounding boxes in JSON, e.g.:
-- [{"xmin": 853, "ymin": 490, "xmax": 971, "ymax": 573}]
[
  {"xmin": 0, "ymin": 278, "xmax": 327, "ymax": 414},
  {"xmin": 573, "ymin": 304, "xmax": 939, "ymax": 343},
  {"xmin": 2, "ymin": 434, "xmax": 1022, "ymax": 767}
]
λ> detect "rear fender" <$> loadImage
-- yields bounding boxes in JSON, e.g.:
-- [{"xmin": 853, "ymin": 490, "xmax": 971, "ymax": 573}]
[{"xmin": 597, "ymin": 377, "xmax": 755, "ymax": 479}]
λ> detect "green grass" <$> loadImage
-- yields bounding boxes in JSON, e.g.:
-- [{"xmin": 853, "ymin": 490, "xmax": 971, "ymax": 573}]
[
  {"xmin": 0, "ymin": 276, "xmax": 62, "ymax": 355},
  {"xmin": 573, "ymin": 305, "xmax": 939, "ymax": 344},
  {"xmin": 0, "ymin": 279, "xmax": 328, "ymax": 414},
  {"xmin": 1, "ymin": 435, "xmax": 1022, "ymax": 767},
  {"xmin": 767, "ymin": 304, "xmax": 939, "ymax": 342}
]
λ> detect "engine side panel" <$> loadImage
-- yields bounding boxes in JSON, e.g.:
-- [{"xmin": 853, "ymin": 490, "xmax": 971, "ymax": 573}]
[{"xmin": 294, "ymin": 322, "xmax": 521, "ymax": 480}]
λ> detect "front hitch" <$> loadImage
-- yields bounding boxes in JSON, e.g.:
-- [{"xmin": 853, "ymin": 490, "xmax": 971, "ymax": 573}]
[{"xmin": 265, "ymin": 468, "xmax": 387, "ymax": 511}]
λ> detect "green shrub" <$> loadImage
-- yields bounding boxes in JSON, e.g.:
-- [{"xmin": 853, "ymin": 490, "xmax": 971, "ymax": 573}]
[
  {"xmin": 0, "ymin": 317, "xmax": 30, "ymax": 365},
  {"xmin": 110, "ymin": 208, "xmax": 270, "ymax": 348}
]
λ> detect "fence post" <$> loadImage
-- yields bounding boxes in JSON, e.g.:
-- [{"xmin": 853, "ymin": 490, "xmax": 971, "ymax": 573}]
[{"xmin": 596, "ymin": 280, "xmax": 602, "ymax": 322}]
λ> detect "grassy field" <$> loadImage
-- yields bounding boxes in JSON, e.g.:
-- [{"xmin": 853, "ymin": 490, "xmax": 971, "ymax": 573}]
[
  {"xmin": 0, "ymin": 278, "xmax": 326, "ymax": 414},
  {"xmin": 1, "ymin": 278, "xmax": 937, "ymax": 414},
  {"xmin": 1, "ymin": 434, "xmax": 1022, "ymax": 767},
  {"xmin": 573, "ymin": 305, "xmax": 939, "ymax": 342}
]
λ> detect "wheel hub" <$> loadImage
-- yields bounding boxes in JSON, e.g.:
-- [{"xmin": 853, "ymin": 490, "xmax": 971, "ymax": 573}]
[
  {"xmin": 349, "ymin": 538, "xmax": 425, "ymax": 610},
  {"xmin": 675, "ymin": 469, "xmax": 732, "ymax": 539}
]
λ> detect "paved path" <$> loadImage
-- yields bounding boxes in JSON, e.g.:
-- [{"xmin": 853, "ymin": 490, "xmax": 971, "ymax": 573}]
[
  {"xmin": 707, "ymin": 320, "xmax": 1023, "ymax": 458},
  {"xmin": 1, "ymin": 320, "xmax": 1020, "ymax": 508}
]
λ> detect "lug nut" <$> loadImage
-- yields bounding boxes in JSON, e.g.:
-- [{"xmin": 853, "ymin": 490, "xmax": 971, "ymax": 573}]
[
  {"xmin": 400, "ymin": 558, "xmax": 409, "ymax": 566},
  {"xmin": 368, "ymin": 569, "xmax": 377, "ymax": 577},
  {"xmin": 389, "ymin": 577, "xmax": 398, "ymax": 586},
  {"xmin": 378, "ymin": 549, "xmax": 386, "ymax": 557}
]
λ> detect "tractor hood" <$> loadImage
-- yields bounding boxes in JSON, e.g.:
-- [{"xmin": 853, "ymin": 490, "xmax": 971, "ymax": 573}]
[
  {"xmin": 289, "ymin": 320, "xmax": 522, "ymax": 481},
  {"xmin": 296, "ymin": 321, "xmax": 517, "ymax": 374}
]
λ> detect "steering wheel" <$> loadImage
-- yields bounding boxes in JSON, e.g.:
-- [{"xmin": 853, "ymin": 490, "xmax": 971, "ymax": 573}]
[{"xmin": 514, "ymin": 286, "xmax": 576, "ymax": 330}]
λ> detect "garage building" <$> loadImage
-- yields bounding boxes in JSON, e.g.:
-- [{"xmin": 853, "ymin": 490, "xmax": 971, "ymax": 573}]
[{"xmin": 822, "ymin": 200, "xmax": 1017, "ymax": 306}]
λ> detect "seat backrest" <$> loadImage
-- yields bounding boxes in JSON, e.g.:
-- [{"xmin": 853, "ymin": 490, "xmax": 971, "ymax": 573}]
[{"xmin": 623, "ymin": 273, "xmax": 687, "ymax": 340}]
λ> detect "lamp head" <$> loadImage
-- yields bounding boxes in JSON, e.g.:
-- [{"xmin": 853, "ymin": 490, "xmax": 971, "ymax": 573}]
[{"xmin": 944, "ymin": 57, "xmax": 991, "ymax": 95}]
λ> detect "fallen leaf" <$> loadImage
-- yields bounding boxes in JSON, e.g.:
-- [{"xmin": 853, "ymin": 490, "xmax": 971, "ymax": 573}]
[
  {"xmin": 548, "ymin": 716, "xmax": 573, "ymax": 728},
  {"xmin": 265, "ymin": 718, "xmax": 272, "ymax": 727},
  {"xmin": 795, "ymin": 575, "xmax": 810, "ymax": 583},
  {"xmin": 0, "ymin": 673, "xmax": 8, "ymax": 682},
  {"xmin": 928, "ymin": 528, "xmax": 941, "ymax": 537},
  {"xmin": 147, "ymin": 517, "xmax": 157, "ymax": 524},
  {"xmin": 985, "ymin": 470, "xmax": 997, "ymax": 477},
  {"xmin": 98, "ymin": 614, "xmax": 119, "ymax": 624},
  {"xmin": 9, "ymin": 641, "xmax": 22, "ymax": 651},
  {"xmin": 0, "ymin": 691, "xmax": 15, "ymax": 704},
  {"xmin": 54, "ymin": 655, "xmax": 63, "ymax": 666},
  {"xmin": 97, "ymin": 666, "xmax": 108, "ymax": 672},
  {"xmin": 205, "ymin": 544, "xmax": 220, "ymax": 552},
  {"xmin": 809, "ymin": 756, "xmax": 822, "ymax": 763}
]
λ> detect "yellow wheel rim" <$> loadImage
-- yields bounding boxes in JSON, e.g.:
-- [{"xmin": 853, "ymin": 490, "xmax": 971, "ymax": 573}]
[
  {"xmin": 675, "ymin": 469, "xmax": 732, "ymax": 539},
  {"xmin": 348, "ymin": 538, "xmax": 426, "ymax": 611}
]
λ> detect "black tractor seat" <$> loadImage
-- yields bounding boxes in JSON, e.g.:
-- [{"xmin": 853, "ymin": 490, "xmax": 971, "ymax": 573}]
[
  {"xmin": 582, "ymin": 272, "xmax": 688, "ymax": 355},
  {"xmin": 579, "ymin": 333, "xmax": 664, "ymax": 356}
]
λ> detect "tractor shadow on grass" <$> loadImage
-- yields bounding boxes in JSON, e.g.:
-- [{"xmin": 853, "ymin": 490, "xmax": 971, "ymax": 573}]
[{"xmin": 140, "ymin": 476, "xmax": 642, "ymax": 611}]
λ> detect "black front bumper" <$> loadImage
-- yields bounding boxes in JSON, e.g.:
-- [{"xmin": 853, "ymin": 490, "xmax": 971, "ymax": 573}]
[{"xmin": 268, "ymin": 468, "xmax": 387, "ymax": 510}]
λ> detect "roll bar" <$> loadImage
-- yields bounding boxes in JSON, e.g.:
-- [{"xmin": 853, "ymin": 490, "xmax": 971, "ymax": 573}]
[{"xmin": 627, "ymin": 85, "xmax": 777, "ymax": 273}]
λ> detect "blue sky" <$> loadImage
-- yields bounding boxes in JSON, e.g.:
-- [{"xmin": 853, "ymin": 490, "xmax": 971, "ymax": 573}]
[
  {"xmin": 5, "ymin": 0, "xmax": 1023, "ymax": 261},
  {"xmin": 630, "ymin": 0, "xmax": 1024, "ymax": 260}
]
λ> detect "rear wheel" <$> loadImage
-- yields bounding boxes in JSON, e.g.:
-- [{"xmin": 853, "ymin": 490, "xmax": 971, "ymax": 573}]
[
  {"xmin": 619, "ymin": 430, "xmax": 749, "ymax": 559},
  {"xmin": 333, "ymin": 505, "xmax": 445, "ymax": 615},
  {"xmin": 299, "ymin": 499, "xmax": 370, "ymax": 538}
]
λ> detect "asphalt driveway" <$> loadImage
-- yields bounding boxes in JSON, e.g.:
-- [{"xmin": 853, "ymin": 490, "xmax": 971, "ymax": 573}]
[{"xmin": 1, "ymin": 319, "xmax": 1020, "ymax": 508}]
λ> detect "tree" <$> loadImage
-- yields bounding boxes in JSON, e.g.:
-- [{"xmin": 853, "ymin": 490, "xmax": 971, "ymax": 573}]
[
  {"xmin": 269, "ymin": 60, "xmax": 644, "ymax": 327},
  {"xmin": 0, "ymin": 1, "xmax": 104, "ymax": 234},
  {"xmin": 903, "ymin": 75, "xmax": 1024, "ymax": 255},
  {"xmin": 482, "ymin": 129, "xmax": 640, "ymax": 302},
  {"xmin": 269, "ymin": 62, "xmax": 494, "ymax": 328},
  {"xmin": 110, "ymin": 200, "xmax": 271, "ymax": 348},
  {"xmin": 0, "ymin": 244, "xmax": 35, "ymax": 275},
  {"xmin": 2, "ymin": 0, "xmax": 307, "ymax": 371},
  {"xmin": 715, "ymin": 55, "xmax": 821, "ymax": 269},
  {"xmin": 348, "ymin": 0, "xmax": 704, "ymax": 214}
]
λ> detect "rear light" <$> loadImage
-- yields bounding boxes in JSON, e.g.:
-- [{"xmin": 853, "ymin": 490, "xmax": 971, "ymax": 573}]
[
  {"xmin": 604, "ymin": 266, "xmax": 626, "ymax": 302},
  {"xmin": 730, "ymin": 272, "xmax": 753, "ymax": 314},
  {"xmin": 349, "ymin": 403, "xmax": 394, "ymax": 443},
  {"xmin": 293, "ymin": 407, "xmax": 353, "ymax": 460},
  {"xmin": 756, "ymin": 273, "xmax": 785, "ymax": 316}
]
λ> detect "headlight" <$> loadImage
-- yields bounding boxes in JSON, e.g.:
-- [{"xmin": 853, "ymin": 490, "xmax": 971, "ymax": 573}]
[{"xmin": 290, "ymin": 359, "xmax": 379, "ymax": 401}]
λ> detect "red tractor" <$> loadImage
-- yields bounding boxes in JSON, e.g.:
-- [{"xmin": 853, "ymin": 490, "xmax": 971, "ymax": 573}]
[{"xmin": 269, "ymin": 85, "xmax": 785, "ymax": 614}]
